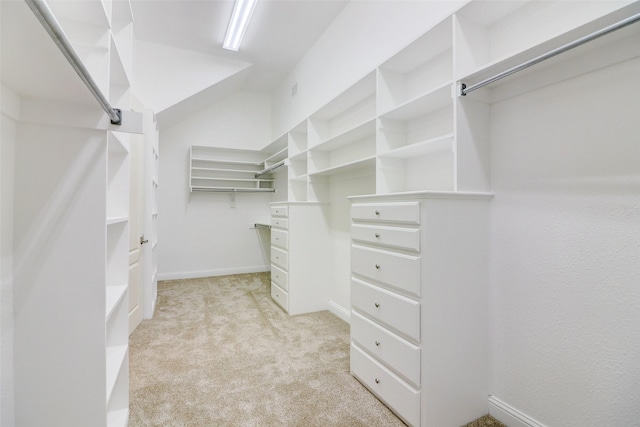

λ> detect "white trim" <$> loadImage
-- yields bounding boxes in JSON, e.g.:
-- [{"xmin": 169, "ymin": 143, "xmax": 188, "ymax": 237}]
[
  {"xmin": 328, "ymin": 300, "xmax": 351, "ymax": 324},
  {"xmin": 157, "ymin": 265, "xmax": 270, "ymax": 282},
  {"xmin": 488, "ymin": 396, "xmax": 547, "ymax": 427}
]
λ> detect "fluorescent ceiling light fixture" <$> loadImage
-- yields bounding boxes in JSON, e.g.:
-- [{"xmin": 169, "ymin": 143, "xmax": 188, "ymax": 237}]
[{"xmin": 223, "ymin": 0, "xmax": 258, "ymax": 51}]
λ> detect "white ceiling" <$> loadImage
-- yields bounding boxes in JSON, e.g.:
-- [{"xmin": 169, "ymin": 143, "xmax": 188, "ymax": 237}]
[{"xmin": 131, "ymin": 0, "xmax": 349, "ymax": 93}]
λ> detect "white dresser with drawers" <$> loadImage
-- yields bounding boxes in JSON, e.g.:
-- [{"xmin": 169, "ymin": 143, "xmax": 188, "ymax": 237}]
[
  {"xmin": 349, "ymin": 191, "xmax": 492, "ymax": 427},
  {"xmin": 270, "ymin": 202, "xmax": 332, "ymax": 315}
]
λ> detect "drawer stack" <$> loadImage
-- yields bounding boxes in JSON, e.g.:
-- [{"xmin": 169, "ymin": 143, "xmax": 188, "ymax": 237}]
[
  {"xmin": 270, "ymin": 205, "xmax": 289, "ymax": 311},
  {"xmin": 349, "ymin": 193, "xmax": 492, "ymax": 426},
  {"xmin": 350, "ymin": 201, "xmax": 422, "ymax": 427},
  {"xmin": 269, "ymin": 202, "xmax": 332, "ymax": 315}
]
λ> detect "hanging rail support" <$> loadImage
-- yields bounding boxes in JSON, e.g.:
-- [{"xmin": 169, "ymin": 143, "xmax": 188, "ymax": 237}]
[
  {"xmin": 255, "ymin": 160, "xmax": 286, "ymax": 178},
  {"xmin": 460, "ymin": 12, "xmax": 640, "ymax": 96},
  {"xmin": 24, "ymin": 0, "xmax": 123, "ymax": 125}
]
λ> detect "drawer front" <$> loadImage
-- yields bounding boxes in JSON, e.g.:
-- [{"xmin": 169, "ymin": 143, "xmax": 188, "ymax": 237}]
[
  {"xmin": 351, "ymin": 224, "xmax": 420, "ymax": 252},
  {"xmin": 351, "ymin": 343, "xmax": 420, "ymax": 427},
  {"xmin": 351, "ymin": 311, "xmax": 420, "ymax": 388},
  {"xmin": 270, "ymin": 205, "xmax": 288, "ymax": 217},
  {"xmin": 351, "ymin": 202, "xmax": 420, "ymax": 225},
  {"xmin": 271, "ymin": 247, "xmax": 288, "ymax": 270},
  {"xmin": 271, "ymin": 283, "xmax": 288, "ymax": 311},
  {"xmin": 271, "ymin": 217, "xmax": 289, "ymax": 229},
  {"xmin": 352, "ymin": 245, "xmax": 421, "ymax": 298},
  {"xmin": 351, "ymin": 278, "xmax": 420, "ymax": 343},
  {"xmin": 271, "ymin": 229, "xmax": 288, "ymax": 250},
  {"xmin": 271, "ymin": 264, "xmax": 289, "ymax": 291}
]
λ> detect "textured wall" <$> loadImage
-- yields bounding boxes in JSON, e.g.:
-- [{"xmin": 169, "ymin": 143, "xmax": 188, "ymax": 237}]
[{"xmin": 490, "ymin": 57, "xmax": 640, "ymax": 425}]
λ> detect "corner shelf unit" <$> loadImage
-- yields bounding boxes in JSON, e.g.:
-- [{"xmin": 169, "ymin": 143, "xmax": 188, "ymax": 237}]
[{"xmin": 189, "ymin": 146, "xmax": 286, "ymax": 193}]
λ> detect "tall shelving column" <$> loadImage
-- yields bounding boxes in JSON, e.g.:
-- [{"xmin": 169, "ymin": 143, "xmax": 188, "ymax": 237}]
[
  {"xmin": 375, "ymin": 17, "xmax": 455, "ymax": 193},
  {"xmin": 106, "ymin": 0, "xmax": 134, "ymax": 424},
  {"xmin": 286, "ymin": 121, "xmax": 309, "ymax": 202},
  {"xmin": 306, "ymin": 71, "xmax": 377, "ymax": 202},
  {"xmin": 105, "ymin": 132, "xmax": 130, "ymax": 426}
]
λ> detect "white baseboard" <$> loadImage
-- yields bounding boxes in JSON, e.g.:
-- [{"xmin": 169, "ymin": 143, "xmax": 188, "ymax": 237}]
[
  {"xmin": 328, "ymin": 300, "xmax": 350, "ymax": 324},
  {"xmin": 488, "ymin": 396, "xmax": 546, "ymax": 427},
  {"xmin": 157, "ymin": 265, "xmax": 270, "ymax": 282}
]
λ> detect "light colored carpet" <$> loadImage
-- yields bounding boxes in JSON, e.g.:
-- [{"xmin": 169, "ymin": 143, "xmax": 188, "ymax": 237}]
[{"xmin": 129, "ymin": 273, "xmax": 504, "ymax": 427}]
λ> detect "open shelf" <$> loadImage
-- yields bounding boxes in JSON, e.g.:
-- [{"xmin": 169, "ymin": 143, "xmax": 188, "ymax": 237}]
[
  {"xmin": 190, "ymin": 146, "xmax": 278, "ymax": 193},
  {"xmin": 379, "ymin": 83, "xmax": 452, "ymax": 121},
  {"xmin": 309, "ymin": 156, "xmax": 376, "ymax": 177},
  {"xmin": 308, "ymin": 71, "xmax": 376, "ymax": 148},
  {"xmin": 106, "ymin": 285, "xmax": 127, "ymax": 322},
  {"xmin": 106, "ymin": 345, "xmax": 127, "ymax": 401},
  {"xmin": 378, "ymin": 17, "xmax": 453, "ymax": 115},
  {"xmin": 379, "ymin": 134, "xmax": 454, "ymax": 159}
]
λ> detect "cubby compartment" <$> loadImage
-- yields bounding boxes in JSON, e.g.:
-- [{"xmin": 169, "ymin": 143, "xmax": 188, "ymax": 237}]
[
  {"xmin": 47, "ymin": 0, "xmax": 111, "ymax": 97},
  {"xmin": 106, "ymin": 294, "xmax": 128, "ymax": 424},
  {"xmin": 288, "ymin": 121, "xmax": 308, "ymax": 158},
  {"xmin": 377, "ymin": 17, "xmax": 453, "ymax": 115},
  {"xmin": 107, "ymin": 132, "xmax": 130, "ymax": 220},
  {"xmin": 377, "ymin": 147, "xmax": 454, "ymax": 194},
  {"xmin": 308, "ymin": 119, "xmax": 376, "ymax": 176},
  {"xmin": 110, "ymin": 0, "xmax": 134, "ymax": 81},
  {"xmin": 109, "ymin": 32, "xmax": 132, "ymax": 110},
  {"xmin": 307, "ymin": 71, "xmax": 376, "ymax": 148}
]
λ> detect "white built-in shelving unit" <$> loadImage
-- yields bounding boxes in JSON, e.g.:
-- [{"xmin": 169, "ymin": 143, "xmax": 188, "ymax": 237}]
[
  {"xmin": 268, "ymin": 0, "xmax": 640, "ymax": 201},
  {"xmin": 264, "ymin": 1, "xmax": 640, "ymax": 426},
  {"xmin": 189, "ymin": 145, "xmax": 286, "ymax": 193},
  {"xmin": 9, "ymin": 0, "xmax": 141, "ymax": 425}
]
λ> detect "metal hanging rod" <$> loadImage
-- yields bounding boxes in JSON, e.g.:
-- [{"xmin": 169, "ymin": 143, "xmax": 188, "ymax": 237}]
[
  {"xmin": 255, "ymin": 160, "xmax": 286, "ymax": 178},
  {"xmin": 460, "ymin": 12, "xmax": 640, "ymax": 96},
  {"xmin": 191, "ymin": 187, "xmax": 276, "ymax": 193},
  {"xmin": 24, "ymin": 0, "xmax": 122, "ymax": 125}
]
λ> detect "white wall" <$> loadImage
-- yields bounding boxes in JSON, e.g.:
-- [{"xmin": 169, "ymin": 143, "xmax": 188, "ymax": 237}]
[
  {"xmin": 158, "ymin": 91, "xmax": 274, "ymax": 280},
  {"xmin": 134, "ymin": 40, "xmax": 251, "ymax": 114},
  {"xmin": 0, "ymin": 84, "xmax": 18, "ymax": 427},
  {"xmin": 271, "ymin": 0, "xmax": 465, "ymax": 137},
  {"xmin": 490, "ymin": 57, "xmax": 640, "ymax": 426}
]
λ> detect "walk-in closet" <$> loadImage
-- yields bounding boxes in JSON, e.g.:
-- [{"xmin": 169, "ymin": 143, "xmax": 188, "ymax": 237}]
[{"xmin": 2, "ymin": 1, "xmax": 639, "ymax": 426}]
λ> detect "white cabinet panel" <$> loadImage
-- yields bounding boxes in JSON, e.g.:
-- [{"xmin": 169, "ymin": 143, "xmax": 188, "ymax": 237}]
[
  {"xmin": 351, "ymin": 343, "xmax": 420, "ymax": 427},
  {"xmin": 351, "ymin": 311, "xmax": 421, "ymax": 388},
  {"xmin": 351, "ymin": 278, "xmax": 420, "ymax": 343},
  {"xmin": 270, "ymin": 205, "xmax": 288, "ymax": 217},
  {"xmin": 271, "ymin": 217, "xmax": 289, "ymax": 229},
  {"xmin": 351, "ymin": 202, "xmax": 420, "ymax": 224},
  {"xmin": 271, "ymin": 246, "xmax": 288, "ymax": 270},
  {"xmin": 271, "ymin": 229, "xmax": 288, "ymax": 250},
  {"xmin": 352, "ymin": 245, "xmax": 421, "ymax": 298},
  {"xmin": 271, "ymin": 283, "xmax": 288, "ymax": 311},
  {"xmin": 270, "ymin": 264, "xmax": 289, "ymax": 291},
  {"xmin": 351, "ymin": 224, "xmax": 420, "ymax": 252}
]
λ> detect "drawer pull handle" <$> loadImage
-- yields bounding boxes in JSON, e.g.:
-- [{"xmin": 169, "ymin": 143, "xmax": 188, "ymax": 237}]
[
  {"xmin": 374, "ymin": 233, "xmax": 380, "ymax": 238},
  {"xmin": 375, "ymin": 378, "xmax": 380, "ymax": 384},
  {"xmin": 374, "ymin": 302, "xmax": 380, "ymax": 308},
  {"xmin": 375, "ymin": 210, "xmax": 380, "ymax": 215},
  {"xmin": 375, "ymin": 340, "xmax": 380, "ymax": 346},
  {"xmin": 375, "ymin": 264, "xmax": 380, "ymax": 269}
]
